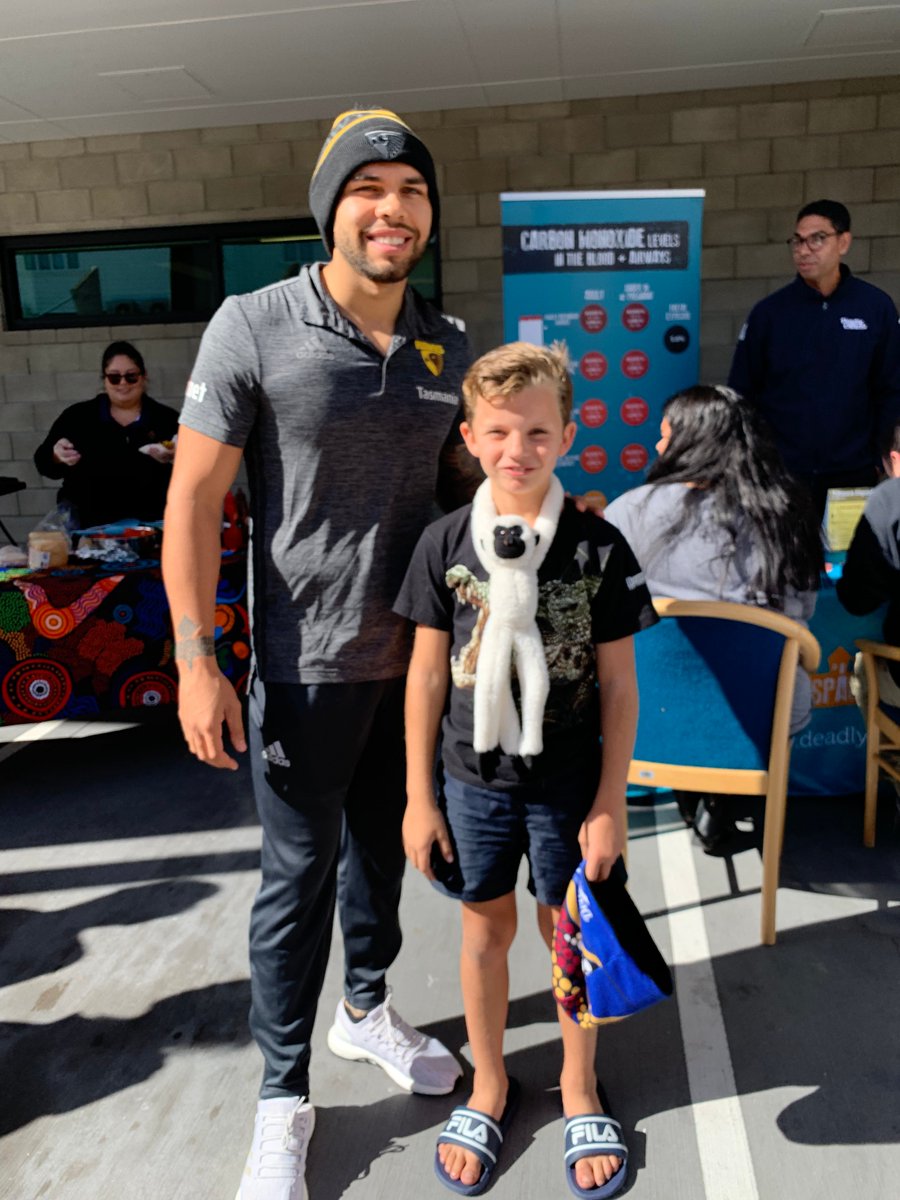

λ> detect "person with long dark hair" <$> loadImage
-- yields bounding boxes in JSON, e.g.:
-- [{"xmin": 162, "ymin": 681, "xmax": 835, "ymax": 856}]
[{"xmin": 604, "ymin": 384, "xmax": 823, "ymax": 847}]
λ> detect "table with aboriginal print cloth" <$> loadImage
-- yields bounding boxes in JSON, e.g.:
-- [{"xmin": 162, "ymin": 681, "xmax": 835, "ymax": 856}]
[{"xmin": 0, "ymin": 552, "xmax": 249, "ymax": 725}]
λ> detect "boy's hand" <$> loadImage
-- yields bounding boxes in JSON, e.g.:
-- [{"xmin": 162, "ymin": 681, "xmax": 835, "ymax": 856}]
[
  {"xmin": 578, "ymin": 799, "xmax": 626, "ymax": 883},
  {"xmin": 402, "ymin": 798, "xmax": 453, "ymax": 881}
]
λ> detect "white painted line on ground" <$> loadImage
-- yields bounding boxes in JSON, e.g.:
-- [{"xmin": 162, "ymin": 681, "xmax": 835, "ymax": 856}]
[
  {"xmin": 655, "ymin": 814, "xmax": 760, "ymax": 1200},
  {"xmin": 12, "ymin": 719, "xmax": 66, "ymax": 741},
  {"xmin": 0, "ymin": 717, "xmax": 141, "ymax": 744},
  {"xmin": 0, "ymin": 720, "xmax": 66, "ymax": 758},
  {"xmin": 0, "ymin": 719, "xmax": 73, "ymax": 760}
]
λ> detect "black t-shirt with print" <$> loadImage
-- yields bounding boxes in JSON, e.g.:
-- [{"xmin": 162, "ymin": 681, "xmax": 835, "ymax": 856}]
[{"xmin": 394, "ymin": 497, "xmax": 657, "ymax": 790}]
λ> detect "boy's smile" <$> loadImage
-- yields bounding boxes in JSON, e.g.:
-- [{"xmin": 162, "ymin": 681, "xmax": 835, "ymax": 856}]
[{"xmin": 461, "ymin": 382, "xmax": 576, "ymax": 520}]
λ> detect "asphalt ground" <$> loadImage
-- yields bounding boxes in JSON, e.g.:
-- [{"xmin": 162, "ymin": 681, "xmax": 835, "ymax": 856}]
[{"xmin": 1, "ymin": 714, "xmax": 898, "ymax": 1200}]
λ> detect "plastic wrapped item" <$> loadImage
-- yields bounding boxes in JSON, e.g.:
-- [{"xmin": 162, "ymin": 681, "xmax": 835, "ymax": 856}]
[
  {"xmin": 0, "ymin": 544, "xmax": 28, "ymax": 568},
  {"xmin": 27, "ymin": 504, "xmax": 75, "ymax": 569},
  {"xmin": 72, "ymin": 519, "xmax": 161, "ymax": 562},
  {"xmin": 35, "ymin": 501, "xmax": 78, "ymax": 535},
  {"xmin": 75, "ymin": 538, "xmax": 139, "ymax": 563},
  {"xmin": 28, "ymin": 530, "xmax": 69, "ymax": 569}
]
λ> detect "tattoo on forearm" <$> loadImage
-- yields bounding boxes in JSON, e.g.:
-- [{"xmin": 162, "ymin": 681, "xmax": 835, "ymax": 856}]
[
  {"xmin": 175, "ymin": 637, "xmax": 216, "ymax": 667},
  {"xmin": 177, "ymin": 616, "xmax": 200, "ymax": 638},
  {"xmin": 175, "ymin": 616, "xmax": 215, "ymax": 668}
]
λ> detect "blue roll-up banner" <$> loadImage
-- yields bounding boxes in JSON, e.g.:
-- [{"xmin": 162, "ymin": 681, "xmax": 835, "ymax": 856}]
[{"xmin": 502, "ymin": 190, "xmax": 704, "ymax": 506}]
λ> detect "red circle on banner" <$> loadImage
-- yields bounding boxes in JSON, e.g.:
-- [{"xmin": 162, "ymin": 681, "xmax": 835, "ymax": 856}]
[
  {"xmin": 2, "ymin": 658, "xmax": 72, "ymax": 720},
  {"xmin": 580, "ymin": 399, "xmax": 608, "ymax": 428},
  {"xmin": 580, "ymin": 352, "xmax": 608, "ymax": 381},
  {"xmin": 622, "ymin": 303, "xmax": 650, "ymax": 331},
  {"xmin": 580, "ymin": 445, "xmax": 608, "ymax": 473},
  {"xmin": 621, "ymin": 350, "xmax": 649, "ymax": 379},
  {"xmin": 580, "ymin": 304, "xmax": 607, "ymax": 334},
  {"xmin": 621, "ymin": 443, "xmax": 649, "ymax": 471},
  {"xmin": 119, "ymin": 670, "xmax": 178, "ymax": 709},
  {"xmin": 620, "ymin": 396, "xmax": 649, "ymax": 426}
]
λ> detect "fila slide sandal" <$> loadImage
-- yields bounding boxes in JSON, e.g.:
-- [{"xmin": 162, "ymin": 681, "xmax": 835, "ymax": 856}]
[
  {"xmin": 564, "ymin": 1112, "xmax": 628, "ymax": 1199},
  {"xmin": 434, "ymin": 1076, "xmax": 520, "ymax": 1195}
]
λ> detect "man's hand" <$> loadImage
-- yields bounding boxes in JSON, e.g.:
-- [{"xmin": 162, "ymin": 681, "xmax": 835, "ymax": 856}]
[
  {"xmin": 53, "ymin": 438, "xmax": 81, "ymax": 467},
  {"xmin": 402, "ymin": 797, "xmax": 453, "ymax": 881},
  {"xmin": 578, "ymin": 798, "xmax": 626, "ymax": 883},
  {"xmin": 176, "ymin": 662, "xmax": 247, "ymax": 770},
  {"xmin": 569, "ymin": 492, "xmax": 605, "ymax": 516}
]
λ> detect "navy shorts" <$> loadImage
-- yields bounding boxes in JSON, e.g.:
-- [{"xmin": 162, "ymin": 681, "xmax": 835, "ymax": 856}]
[{"xmin": 432, "ymin": 763, "xmax": 599, "ymax": 907}]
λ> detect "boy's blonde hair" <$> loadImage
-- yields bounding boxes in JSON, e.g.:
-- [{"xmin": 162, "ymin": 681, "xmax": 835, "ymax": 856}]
[{"xmin": 461, "ymin": 341, "xmax": 573, "ymax": 426}]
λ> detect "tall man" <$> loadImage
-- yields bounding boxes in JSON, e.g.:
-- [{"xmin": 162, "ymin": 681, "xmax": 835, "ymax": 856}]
[
  {"xmin": 163, "ymin": 109, "xmax": 471, "ymax": 1200},
  {"xmin": 728, "ymin": 199, "xmax": 900, "ymax": 518}
]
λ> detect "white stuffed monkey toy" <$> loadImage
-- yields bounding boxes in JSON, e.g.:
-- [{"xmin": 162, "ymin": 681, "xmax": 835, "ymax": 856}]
[{"xmin": 470, "ymin": 474, "xmax": 564, "ymax": 758}]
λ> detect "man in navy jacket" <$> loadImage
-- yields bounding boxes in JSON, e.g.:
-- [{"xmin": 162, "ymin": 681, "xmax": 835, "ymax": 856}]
[{"xmin": 728, "ymin": 199, "xmax": 900, "ymax": 518}]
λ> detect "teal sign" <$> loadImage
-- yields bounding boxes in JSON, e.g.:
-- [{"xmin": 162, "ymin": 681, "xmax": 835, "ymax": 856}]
[{"xmin": 502, "ymin": 190, "xmax": 704, "ymax": 505}]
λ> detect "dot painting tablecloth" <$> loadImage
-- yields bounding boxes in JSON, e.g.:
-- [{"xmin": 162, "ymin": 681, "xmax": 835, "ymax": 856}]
[{"xmin": 0, "ymin": 553, "xmax": 249, "ymax": 725}]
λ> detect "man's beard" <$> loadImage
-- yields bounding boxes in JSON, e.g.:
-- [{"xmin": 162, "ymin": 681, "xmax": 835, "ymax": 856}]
[{"xmin": 334, "ymin": 227, "xmax": 427, "ymax": 284}]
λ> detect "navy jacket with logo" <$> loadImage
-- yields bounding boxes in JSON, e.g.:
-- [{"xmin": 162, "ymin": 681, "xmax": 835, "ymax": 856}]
[{"xmin": 728, "ymin": 266, "xmax": 900, "ymax": 478}]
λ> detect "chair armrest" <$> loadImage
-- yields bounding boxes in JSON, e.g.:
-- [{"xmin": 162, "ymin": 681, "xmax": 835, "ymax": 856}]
[{"xmin": 855, "ymin": 638, "xmax": 900, "ymax": 664}]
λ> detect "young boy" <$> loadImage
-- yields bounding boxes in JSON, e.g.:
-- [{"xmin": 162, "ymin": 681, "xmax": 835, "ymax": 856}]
[{"xmin": 393, "ymin": 342, "xmax": 657, "ymax": 1198}]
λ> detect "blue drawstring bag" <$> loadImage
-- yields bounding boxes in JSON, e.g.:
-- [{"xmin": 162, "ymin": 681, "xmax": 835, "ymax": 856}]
[{"xmin": 552, "ymin": 858, "xmax": 673, "ymax": 1025}]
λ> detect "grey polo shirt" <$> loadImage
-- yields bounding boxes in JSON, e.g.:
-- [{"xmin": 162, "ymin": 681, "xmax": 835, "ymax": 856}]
[{"xmin": 180, "ymin": 263, "xmax": 471, "ymax": 684}]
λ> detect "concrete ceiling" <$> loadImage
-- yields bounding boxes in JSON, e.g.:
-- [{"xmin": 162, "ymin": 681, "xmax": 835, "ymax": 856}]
[{"xmin": 0, "ymin": 1, "xmax": 899, "ymax": 143}]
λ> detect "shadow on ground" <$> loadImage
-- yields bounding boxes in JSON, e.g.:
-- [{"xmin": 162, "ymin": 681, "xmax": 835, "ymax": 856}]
[
  {"xmin": 0, "ymin": 879, "xmax": 219, "ymax": 986},
  {"xmin": 0, "ymin": 713, "xmax": 255, "ymax": 851},
  {"xmin": 0, "ymin": 980, "xmax": 253, "ymax": 1136}
]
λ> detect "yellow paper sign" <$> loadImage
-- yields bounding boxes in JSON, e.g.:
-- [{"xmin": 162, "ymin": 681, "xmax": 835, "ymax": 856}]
[{"xmin": 824, "ymin": 487, "xmax": 870, "ymax": 552}]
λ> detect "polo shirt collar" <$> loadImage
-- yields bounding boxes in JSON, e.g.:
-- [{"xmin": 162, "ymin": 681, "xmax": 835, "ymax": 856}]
[{"xmin": 298, "ymin": 261, "xmax": 445, "ymax": 339}]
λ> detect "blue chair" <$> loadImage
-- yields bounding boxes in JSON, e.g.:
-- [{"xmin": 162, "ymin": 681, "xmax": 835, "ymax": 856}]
[
  {"xmin": 854, "ymin": 638, "xmax": 900, "ymax": 847},
  {"xmin": 628, "ymin": 598, "xmax": 821, "ymax": 945}
]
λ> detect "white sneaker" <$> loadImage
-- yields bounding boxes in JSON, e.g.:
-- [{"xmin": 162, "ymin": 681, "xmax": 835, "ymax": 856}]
[
  {"xmin": 326, "ymin": 989, "xmax": 461, "ymax": 1095},
  {"xmin": 235, "ymin": 1096, "xmax": 315, "ymax": 1200}
]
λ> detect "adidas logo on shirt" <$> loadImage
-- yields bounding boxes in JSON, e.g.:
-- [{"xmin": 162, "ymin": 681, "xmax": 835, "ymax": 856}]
[{"xmin": 262, "ymin": 740, "xmax": 291, "ymax": 768}]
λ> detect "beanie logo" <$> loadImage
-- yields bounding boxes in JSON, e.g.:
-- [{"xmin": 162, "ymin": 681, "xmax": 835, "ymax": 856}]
[
  {"xmin": 365, "ymin": 129, "xmax": 407, "ymax": 159},
  {"xmin": 415, "ymin": 340, "xmax": 445, "ymax": 377}
]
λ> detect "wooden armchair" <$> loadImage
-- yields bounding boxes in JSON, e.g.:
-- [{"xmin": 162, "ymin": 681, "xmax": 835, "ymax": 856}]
[
  {"xmin": 855, "ymin": 638, "xmax": 900, "ymax": 847},
  {"xmin": 628, "ymin": 598, "xmax": 820, "ymax": 945}
]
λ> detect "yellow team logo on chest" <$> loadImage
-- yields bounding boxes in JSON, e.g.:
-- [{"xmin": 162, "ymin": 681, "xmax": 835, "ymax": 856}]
[{"xmin": 415, "ymin": 340, "xmax": 445, "ymax": 377}]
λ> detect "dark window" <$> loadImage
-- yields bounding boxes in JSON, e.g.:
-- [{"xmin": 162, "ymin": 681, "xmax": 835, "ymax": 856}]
[{"xmin": 1, "ymin": 219, "xmax": 440, "ymax": 330}]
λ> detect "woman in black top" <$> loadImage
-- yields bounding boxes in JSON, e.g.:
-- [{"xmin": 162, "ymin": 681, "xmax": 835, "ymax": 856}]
[{"xmin": 34, "ymin": 340, "xmax": 180, "ymax": 529}]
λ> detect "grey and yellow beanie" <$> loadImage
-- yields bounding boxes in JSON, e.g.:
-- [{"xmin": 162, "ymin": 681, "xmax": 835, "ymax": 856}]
[{"xmin": 309, "ymin": 108, "xmax": 439, "ymax": 253}]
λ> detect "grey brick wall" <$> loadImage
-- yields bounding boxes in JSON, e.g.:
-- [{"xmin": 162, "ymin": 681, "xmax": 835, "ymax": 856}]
[{"xmin": 2, "ymin": 75, "xmax": 900, "ymax": 542}]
